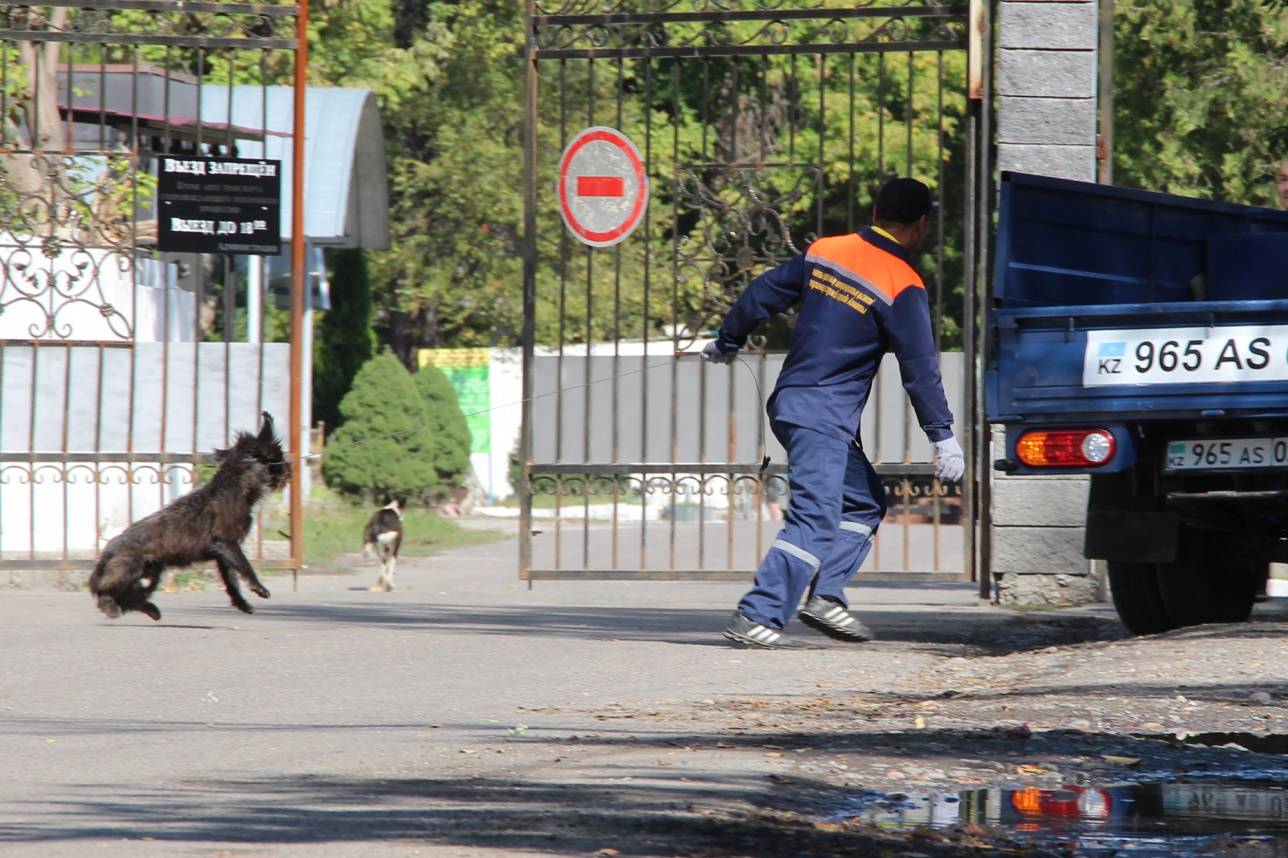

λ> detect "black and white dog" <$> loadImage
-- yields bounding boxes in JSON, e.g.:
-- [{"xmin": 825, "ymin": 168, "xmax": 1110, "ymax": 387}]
[{"xmin": 362, "ymin": 500, "xmax": 404, "ymax": 592}]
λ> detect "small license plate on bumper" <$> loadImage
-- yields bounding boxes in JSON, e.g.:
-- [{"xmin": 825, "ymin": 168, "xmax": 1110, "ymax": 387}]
[{"xmin": 1164, "ymin": 437, "xmax": 1288, "ymax": 472}]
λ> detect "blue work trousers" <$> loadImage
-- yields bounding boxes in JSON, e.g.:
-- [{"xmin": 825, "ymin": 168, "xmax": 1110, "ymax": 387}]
[{"xmin": 738, "ymin": 422, "xmax": 887, "ymax": 630}]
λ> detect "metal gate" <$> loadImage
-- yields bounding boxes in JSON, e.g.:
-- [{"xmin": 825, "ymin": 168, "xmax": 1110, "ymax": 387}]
[
  {"xmin": 519, "ymin": 1, "xmax": 989, "ymax": 581},
  {"xmin": 0, "ymin": 1, "xmax": 307, "ymax": 575}
]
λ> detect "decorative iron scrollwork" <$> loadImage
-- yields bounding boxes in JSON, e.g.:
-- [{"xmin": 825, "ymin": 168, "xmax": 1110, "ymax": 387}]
[
  {"xmin": 0, "ymin": 2, "xmax": 297, "ymax": 46},
  {"xmin": 535, "ymin": 0, "xmax": 928, "ymax": 18},
  {"xmin": 673, "ymin": 164, "xmax": 818, "ymax": 346},
  {"xmin": 0, "ymin": 153, "xmax": 141, "ymax": 339},
  {"xmin": 533, "ymin": 6, "xmax": 965, "ymax": 55},
  {"xmin": 523, "ymin": 470, "xmax": 967, "ymax": 529},
  {"xmin": 0, "ymin": 460, "xmax": 199, "ymax": 488}
]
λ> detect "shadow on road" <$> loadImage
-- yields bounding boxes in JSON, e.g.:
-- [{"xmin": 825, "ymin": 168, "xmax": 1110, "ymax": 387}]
[
  {"xmin": 0, "ymin": 770, "xmax": 954, "ymax": 856},
  {"xmin": 216, "ymin": 600, "xmax": 1128, "ymax": 655},
  {"xmin": 8, "ymin": 725, "xmax": 1287, "ymax": 856}
]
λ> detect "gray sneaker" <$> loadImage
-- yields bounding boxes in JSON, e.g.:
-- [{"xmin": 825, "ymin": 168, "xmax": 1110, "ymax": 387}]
[
  {"xmin": 722, "ymin": 612, "xmax": 815, "ymax": 649},
  {"xmin": 798, "ymin": 595, "xmax": 874, "ymax": 642}
]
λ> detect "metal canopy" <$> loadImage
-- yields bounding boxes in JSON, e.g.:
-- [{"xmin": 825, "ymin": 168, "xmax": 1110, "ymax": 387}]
[
  {"xmin": 200, "ymin": 85, "xmax": 390, "ymax": 249},
  {"xmin": 46, "ymin": 64, "xmax": 389, "ymax": 248}
]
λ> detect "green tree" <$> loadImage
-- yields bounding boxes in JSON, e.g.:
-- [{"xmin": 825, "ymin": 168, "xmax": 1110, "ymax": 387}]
[
  {"xmin": 1115, "ymin": 0, "xmax": 1288, "ymax": 204},
  {"xmin": 128, "ymin": 1, "xmax": 965, "ymax": 353},
  {"xmin": 299, "ymin": 1, "xmax": 970, "ymax": 353},
  {"xmin": 368, "ymin": 0, "xmax": 528, "ymax": 353},
  {"xmin": 322, "ymin": 351, "xmax": 440, "ymax": 502},
  {"xmin": 413, "ymin": 362, "xmax": 472, "ymax": 491},
  {"xmin": 314, "ymin": 248, "xmax": 377, "ymax": 432}
]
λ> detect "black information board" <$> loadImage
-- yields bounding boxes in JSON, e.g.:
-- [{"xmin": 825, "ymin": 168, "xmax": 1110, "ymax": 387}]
[{"xmin": 156, "ymin": 156, "xmax": 282, "ymax": 255}]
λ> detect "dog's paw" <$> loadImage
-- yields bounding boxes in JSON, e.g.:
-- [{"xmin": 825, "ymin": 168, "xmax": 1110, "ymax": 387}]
[
  {"xmin": 250, "ymin": 583, "xmax": 270, "ymax": 599},
  {"xmin": 232, "ymin": 598, "xmax": 254, "ymax": 614},
  {"xmin": 140, "ymin": 601, "xmax": 162, "ymax": 621}
]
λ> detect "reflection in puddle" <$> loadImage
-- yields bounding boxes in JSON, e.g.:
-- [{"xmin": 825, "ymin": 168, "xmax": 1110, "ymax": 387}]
[{"xmin": 832, "ymin": 780, "xmax": 1288, "ymax": 855}]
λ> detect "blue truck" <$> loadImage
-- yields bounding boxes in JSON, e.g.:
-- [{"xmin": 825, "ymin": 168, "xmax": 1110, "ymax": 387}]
[{"xmin": 987, "ymin": 171, "xmax": 1288, "ymax": 634}]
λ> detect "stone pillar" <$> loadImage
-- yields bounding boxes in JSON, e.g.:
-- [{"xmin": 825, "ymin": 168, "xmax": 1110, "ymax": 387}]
[
  {"xmin": 992, "ymin": 0, "xmax": 1101, "ymax": 606},
  {"xmin": 996, "ymin": 1, "xmax": 1099, "ymax": 180}
]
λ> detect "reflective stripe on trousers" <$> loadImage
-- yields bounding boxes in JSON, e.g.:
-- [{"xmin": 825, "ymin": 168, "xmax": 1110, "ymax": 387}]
[{"xmin": 737, "ymin": 421, "xmax": 887, "ymax": 629}]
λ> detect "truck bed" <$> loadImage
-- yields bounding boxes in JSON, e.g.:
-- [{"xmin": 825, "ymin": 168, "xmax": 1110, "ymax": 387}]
[
  {"xmin": 987, "ymin": 173, "xmax": 1288, "ymax": 425},
  {"xmin": 989, "ymin": 299, "xmax": 1288, "ymax": 423}
]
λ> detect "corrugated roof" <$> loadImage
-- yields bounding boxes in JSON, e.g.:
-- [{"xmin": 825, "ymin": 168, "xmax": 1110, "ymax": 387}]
[{"xmin": 200, "ymin": 86, "xmax": 389, "ymax": 249}]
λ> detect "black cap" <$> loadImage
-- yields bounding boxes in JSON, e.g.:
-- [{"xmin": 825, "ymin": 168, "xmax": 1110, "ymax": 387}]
[{"xmin": 874, "ymin": 177, "xmax": 932, "ymax": 224}]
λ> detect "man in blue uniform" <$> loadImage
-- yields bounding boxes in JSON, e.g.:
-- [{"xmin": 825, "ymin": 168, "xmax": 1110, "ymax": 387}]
[{"xmin": 703, "ymin": 178, "xmax": 965, "ymax": 648}]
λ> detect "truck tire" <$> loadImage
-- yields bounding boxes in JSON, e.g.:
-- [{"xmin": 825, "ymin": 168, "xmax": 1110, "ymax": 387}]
[
  {"xmin": 1107, "ymin": 561, "xmax": 1174, "ymax": 635},
  {"xmin": 1155, "ymin": 531, "xmax": 1257, "ymax": 628}
]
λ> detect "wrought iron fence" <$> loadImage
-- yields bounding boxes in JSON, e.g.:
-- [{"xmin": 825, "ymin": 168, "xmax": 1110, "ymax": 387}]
[{"xmin": 0, "ymin": 1, "xmax": 305, "ymax": 572}]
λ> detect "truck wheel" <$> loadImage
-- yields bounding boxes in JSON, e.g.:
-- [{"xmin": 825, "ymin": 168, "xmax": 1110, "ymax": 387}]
[
  {"xmin": 1155, "ymin": 532, "xmax": 1257, "ymax": 628},
  {"xmin": 1107, "ymin": 561, "xmax": 1174, "ymax": 635}
]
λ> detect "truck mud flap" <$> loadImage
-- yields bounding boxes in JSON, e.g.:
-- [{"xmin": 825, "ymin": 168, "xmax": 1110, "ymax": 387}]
[{"xmin": 1085, "ymin": 511, "xmax": 1179, "ymax": 563}]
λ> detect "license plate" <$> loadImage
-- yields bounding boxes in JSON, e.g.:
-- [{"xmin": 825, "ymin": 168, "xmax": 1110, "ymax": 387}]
[
  {"xmin": 1083, "ymin": 325, "xmax": 1288, "ymax": 387},
  {"xmin": 1165, "ymin": 437, "xmax": 1288, "ymax": 471},
  {"xmin": 1163, "ymin": 784, "xmax": 1288, "ymax": 822}
]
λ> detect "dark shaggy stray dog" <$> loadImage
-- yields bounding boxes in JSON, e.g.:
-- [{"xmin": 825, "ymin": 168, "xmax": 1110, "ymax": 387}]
[
  {"xmin": 88, "ymin": 412, "xmax": 290, "ymax": 621},
  {"xmin": 362, "ymin": 500, "xmax": 404, "ymax": 592}
]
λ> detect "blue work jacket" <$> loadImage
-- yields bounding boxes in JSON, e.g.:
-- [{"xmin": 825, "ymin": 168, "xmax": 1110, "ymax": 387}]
[{"xmin": 715, "ymin": 227, "xmax": 954, "ymax": 444}]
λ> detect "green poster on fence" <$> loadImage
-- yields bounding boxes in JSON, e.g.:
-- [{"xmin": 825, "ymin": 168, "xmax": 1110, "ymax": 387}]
[{"xmin": 418, "ymin": 348, "xmax": 490, "ymax": 454}]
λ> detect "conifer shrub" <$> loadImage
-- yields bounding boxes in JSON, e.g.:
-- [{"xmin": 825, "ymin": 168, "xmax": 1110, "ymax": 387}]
[
  {"xmin": 413, "ymin": 362, "xmax": 472, "ymax": 493},
  {"xmin": 322, "ymin": 352, "xmax": 440, "ymax": 502}
]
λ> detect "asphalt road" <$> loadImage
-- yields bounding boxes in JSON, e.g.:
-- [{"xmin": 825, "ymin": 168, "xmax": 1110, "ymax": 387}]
[{"xmin": 2, "ymin": 529, "xmax": 1280, "ymax": 856}]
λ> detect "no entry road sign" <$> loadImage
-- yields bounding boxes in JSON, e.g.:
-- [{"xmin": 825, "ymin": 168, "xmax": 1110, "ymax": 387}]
[{"xmin": 558, "ymin": 126, "xmax": 649, "ymax": 248}]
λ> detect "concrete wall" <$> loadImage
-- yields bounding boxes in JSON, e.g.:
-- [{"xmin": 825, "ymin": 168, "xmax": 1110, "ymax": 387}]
[
  {"xmin": 530, "ymin": 351, "xmax": 968, "ymax": 469},
  {"xmin": 993, "ymin": 0, "xmax": 1101, "ymax": 606},
  {"xmin": 442, "ymin": 345, "xmax": 968, "ymax": 502}
]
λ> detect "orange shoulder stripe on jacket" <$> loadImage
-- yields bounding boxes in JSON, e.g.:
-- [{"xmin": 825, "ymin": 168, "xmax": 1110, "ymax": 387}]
[{"xmin": 806, "ymin": 234, "xmax": 924, "ymax": 303}]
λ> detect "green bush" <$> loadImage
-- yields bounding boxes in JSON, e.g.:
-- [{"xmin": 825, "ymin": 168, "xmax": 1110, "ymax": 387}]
[
  {"xmin": 414, "ymin": 362, "xmax": 472, "ymax": 491},
  {"xmin": 322, "ymin": 352, "xmax": 441, "ymax": 502}
]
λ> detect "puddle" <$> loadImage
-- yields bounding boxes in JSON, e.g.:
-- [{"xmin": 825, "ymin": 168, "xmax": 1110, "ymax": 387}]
[{"xmin": 828, "ymin": 778, "xmax": 1288, "ymax": 856}]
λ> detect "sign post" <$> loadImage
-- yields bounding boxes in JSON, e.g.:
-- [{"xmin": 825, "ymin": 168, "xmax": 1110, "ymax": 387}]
[{"xmin": 557, "ymin": 126, "xmax": 649, "ymax": 248}]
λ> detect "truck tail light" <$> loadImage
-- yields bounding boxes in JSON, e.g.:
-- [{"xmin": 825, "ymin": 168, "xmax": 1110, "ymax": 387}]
[
  {"xmin": 1011, "ymin": 788, "xmax": 1045, "ymax": 815},
  {"xmin": 1010, "ymin": 788, "xmax": 1080, "ymax": 817},
  {"xmin": 1076, "ymin": 788, "xmax": 1112, "ymax": 819},
  {"xmin": 1016, "ymin": 429, "xmax": 1116, "ymax": 468}
]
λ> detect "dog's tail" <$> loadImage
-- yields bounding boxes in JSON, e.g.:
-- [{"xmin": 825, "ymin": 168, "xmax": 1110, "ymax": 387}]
[
  {"xmin": 88, "ymin": 554, "xmax": 109, "ymax": 594},
  {"xmin": 88, "ymin": 553, "xmax": 138, "ymax": 619},
  {"xmin": 88, "ymin": 554, "xmax": 121, "ymax": 617},
  {"xmin": 88, "ymin": 551, "xmax": 123, "ymax": 593},
  {"xmin": 95, "ymin": 594, "xmax": 123, "ymax": 618}
]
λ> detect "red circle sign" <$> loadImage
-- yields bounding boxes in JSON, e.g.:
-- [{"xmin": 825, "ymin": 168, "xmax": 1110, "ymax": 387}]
[{"xmin": 558, "ymin": 126, "xmax": 649, "ymax": 248}]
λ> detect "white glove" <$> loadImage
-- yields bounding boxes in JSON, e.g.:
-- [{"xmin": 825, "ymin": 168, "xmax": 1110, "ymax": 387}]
[
  {"xmin": 933, "ymin": 436, "xmax": 966, "ymax": 483},
  {"xmin": 701, "ymin": 340, "xmax": 737, "ymax": 365}
]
